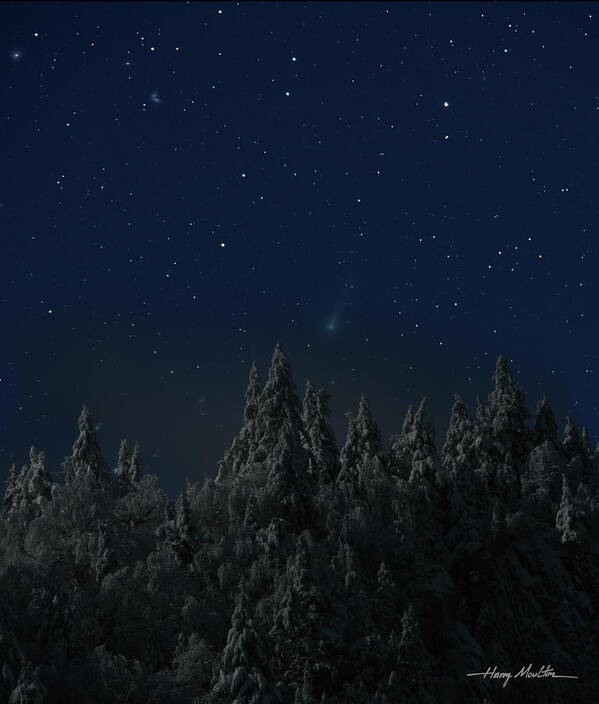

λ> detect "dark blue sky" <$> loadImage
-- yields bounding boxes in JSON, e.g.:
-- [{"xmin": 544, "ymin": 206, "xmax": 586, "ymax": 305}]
[{"xmin": 2, "ymin": 2, "xmax": 598, "ymax": 493}]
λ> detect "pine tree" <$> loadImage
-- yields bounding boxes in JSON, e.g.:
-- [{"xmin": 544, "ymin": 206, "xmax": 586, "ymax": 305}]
[
  {"xmin": 250, "ymin": 344, "xmax": 306, "ymax": 468},
  {"xmin": 212, "ymin": 579, "xmax": 280, "ymax": 703},
  {"xmin": 386, "ymin": 604, "xmax": 434, "ymax": 703},
  {"xmin": 64, "ymin": 406, "xmax": 108, "ymax": 483},
  {"xmin": 243, "ymin": 489, "xmax": 259, "ymax": 534},
  {"xmin": 556, "ymin": 475, "xmax": 585, "ymax": 544},
  {"xmin": 534, "ymin": 395, "xmax": 558, "ymax": 447},
  {"xmin": 390, "ymin": 403, "xmax": 415, "ymax": 463},
  {"xmin": 264, "ymin": 418, "xmax": 313, "ymax": 527},
  {"xmin": 563, "ymin": 416, "xmax": 584, "ymax": 460},
  {"xmin": 374, "ymin": 562, "xmax": 399, "ymax": 628},
  {"xmin": 93, "ymin": 521, "xmax": 113, "ymax": 584},
  {"xmin": 217, "ymin": 362, "xmax": 263, "ymax": 483},
  {"xmin": 339, "ymin": 395, "xmax": 382, "ymax": 484},
  {"xmin": 243, "ymin": 361, "xmax": 262, "ymax": 425},
  {"xmin": 486, "ymin": 355, "xmax": 531, "ymax": 462},
  {"xmin": 442, "ymin": 394, "xmax": 473, "ymax": 470},
  {"xmin": 3, "ymin": 463, "xmax": 22, "ymax": 511},
  {"xmin": 128, "ymin": 442, "xmax": 144, "ymax": 484},
  {"xmin": 391, "ymin": 398, "xmax": 435, "ymax": 471},
  {"xmin": 3, "ymin": 449, "xmax": 53, "ymax": 518},
  {"xmin": 302, "ymin": 381, "xmax": 339, "ymax": 483},
  {"xmin": 269, "ymin": 532, "xmax": 342, "ymax": 696},
  {"xmin": 157, "ymin": 494, "xmax": 196, "ymax": 567},
  {"xmin": 115, "ymin": 439, "xmax": 131, "ymax": 482}
]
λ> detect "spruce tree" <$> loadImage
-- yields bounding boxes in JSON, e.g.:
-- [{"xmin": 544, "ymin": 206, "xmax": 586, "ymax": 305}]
[
  {"xmin": 534, "ymin": 395, "xmax": 558, "ymax": 447},
  {"xmin": 302, "ymin": 381, "xmax": 338, "ymax": 483},
  {"xmin": 3, "ymin": 463, "xmax": 22, "ymax": 511},
  {"xmin": 563, "ymin": 416, "xmax": 583, "ymax": 460},
  {"xmin": 442, "ymin": 394, "xmax": 472, "ymax": 471},
  {"xmin": 115, "ymin": 439, "xmax": 131, "ymax": 482},
  {"xmin": 264, "ymin": 418, "xmax": 313, "ymax": 527},
  {"xmin": 127, "ymin": 442, "xmax": 144, "ymax": 484},
  {"xmin": 556, "ymin": 475, "xmax": 585, "ymax": 544},
  {"xmin": 338, "ymin": 395, "xmax": 382, "ymax": 485},
  {"xmin": 391, "ymin": 398, "xmax": 435, "ymax": 471},
  {"xmin": 250, "ymin": 344, "xmax": 306, "ymax": 468},
  {"xmin": 486, "ymin": 355, "xmax": 531, "ymax": 462},
  {"xmin": 212, "ymin": 579, "xmax": 280, "ymax": 703},
  {"xmin": 217, "ymin": 361, "xmax": 262, "ymax": 483},
  {"xmin": 386, "ymin": 604, "xmax": 434, "ymax": 703},
  {"xmin": 64, "ymin": 406, "xmax": 108, "ymax": 483}
]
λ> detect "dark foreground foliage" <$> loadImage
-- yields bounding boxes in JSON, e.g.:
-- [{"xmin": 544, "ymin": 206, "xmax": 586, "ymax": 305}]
[{"xmin": 1, "ymin": 345, "xmax": 598, "ymax": 703}]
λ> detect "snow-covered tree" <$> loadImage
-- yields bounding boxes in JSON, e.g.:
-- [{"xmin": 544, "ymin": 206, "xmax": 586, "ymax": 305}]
[
  {"xmin": 556, "ymin": 474, "xmax": 585, "ymax": 544},
  {"xmin": 302, "ymin": 381, "xmax": 339, "ymax": 483},
  {"xmin": 250, "ymin": 344, "xmax": 306, "ymax": 467},
  {"xmin": 212, "ymin": 579, "xmax": 281, "ymax": 703},
  {"xmin": 64, "ymin": 406, "xmax": 109, "ymax": 484},
  {"xmin": 486, "ymin": 355, "xmax": 531, "ymax": 462},
  {"xmin": 386, "ymin": 604, "xmax": 434, "ymax": 703},
  {"xmin": 534, "ymin": 395, "xmax": 558, "ymax": 447},
  {"xmin": 442, "ymin": 394, "xmax": 473, "ymax": 471},
  {"xmin": 563, "ymin": 415, "xmax": 584, "ymax": 460},
  {"xmin": 338, "ymin": 395, "xmax": 383, "ymax": 485},
  {"xmin": 217, "ymin": 362, "xmax": 262, "ymax": 483}
]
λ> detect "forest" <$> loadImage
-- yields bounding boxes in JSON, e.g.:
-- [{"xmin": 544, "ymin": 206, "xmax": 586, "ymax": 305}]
[{"xmin": 1, "ymin": 344, "xmax": 598, "ymax": 703}]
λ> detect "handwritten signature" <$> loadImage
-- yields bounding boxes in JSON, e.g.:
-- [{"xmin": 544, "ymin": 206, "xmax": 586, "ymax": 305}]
[{"xmin": 466, "ymin": 664, "xmax": 578, "ymax": 688}]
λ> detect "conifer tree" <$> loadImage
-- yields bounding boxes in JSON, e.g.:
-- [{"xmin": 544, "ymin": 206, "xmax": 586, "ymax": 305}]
[
  {"xmin": 339, "ymin": 395, "xmax": 382, "ymax": 484},
  {"xmin": 391, "ymin": 398, "xmax": 435, "ymax": 470},
  {"xmin": 534, "ymin": 395, "xmax": 558, "ymax": 447},
  {"xmin": 250, "ymin": 344, "xmax": 306, "ymax": 467},
  {"xmin": 302, "ymin": 381, "xmax": 338, "ymax": 483},
  {"xmin": 115, "ymin": 439, "xmax": 131, "ymax": 482},
  {"xmin": 486, "ymin": 355, "xmax": 531, "ymax": 462},
  {"xmin": 212, "ymin": 579, "xmax": 280, "ymax": 703},
  {"xmin": 217, "ymin": 362, "xmax": 263, "ymax": 483},
  {"xmin": 386, "ymin": 604, "xmax": 434, "ymax": 703},
  {"xmin": 157, "ymin": 494, "xmax": 196, "ymax": 567},
  {"xmin": 3, "ymin": 463, "xmax": 22, "ymax": 511},
  {"xmin": 93, "ymin": 521, "xmax": 113, "ymax": 585},
  {"xmin": 128, "ymin": 442, "xmax": 144, "ymax": 484},
  {"xmin": 563, "ymin": 416, "xmax": 583, "ymax": 459},
  {"xmin": 390, "ymin": 404, "xmax": 415, "ymax": 465},
  {"xmin": 3, "ymin": 449, "xmax": 53, "ymax": 518},
  {"xmin": 243, "ymin": 489, "xmax": 259, "ymax": 534},
  {"xmin": 243, "ymin": 360, "xmax": 262, "ymax": 425},
  {"xmin": 442, "ymin": 394, "xmax": 473, "ymax": 470},
  {"xmin": 556, "ymin": 475, "xmax": 585, "ymax": 544},
  {"xmin": 64, "ymin": 406, "xmax": 108, "ymax": 483},
  {"xmin": 264, "ymin": 419, "xmax": 313, "ymax": 527}
]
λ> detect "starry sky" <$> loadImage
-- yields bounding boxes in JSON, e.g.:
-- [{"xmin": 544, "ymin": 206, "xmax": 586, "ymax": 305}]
[{"xmin": 2, "ymin": 1, "xmax": 599, "ymax": 494}]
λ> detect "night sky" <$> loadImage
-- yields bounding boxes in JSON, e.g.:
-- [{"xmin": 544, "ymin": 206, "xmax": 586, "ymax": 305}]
[{"xmin": 2, "ymin": 1, "xmax": 599, "ymax": 494}]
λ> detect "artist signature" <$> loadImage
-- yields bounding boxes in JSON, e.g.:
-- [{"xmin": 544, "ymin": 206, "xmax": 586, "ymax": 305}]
[{"xmin": 466, "ymin": 664, "xmax": 578, "ymax": 688}]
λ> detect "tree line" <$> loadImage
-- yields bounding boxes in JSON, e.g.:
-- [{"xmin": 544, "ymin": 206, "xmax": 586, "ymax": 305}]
[{"xmin": 1, "ymin": 344, "xmax": 598, "ymax": 703}]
